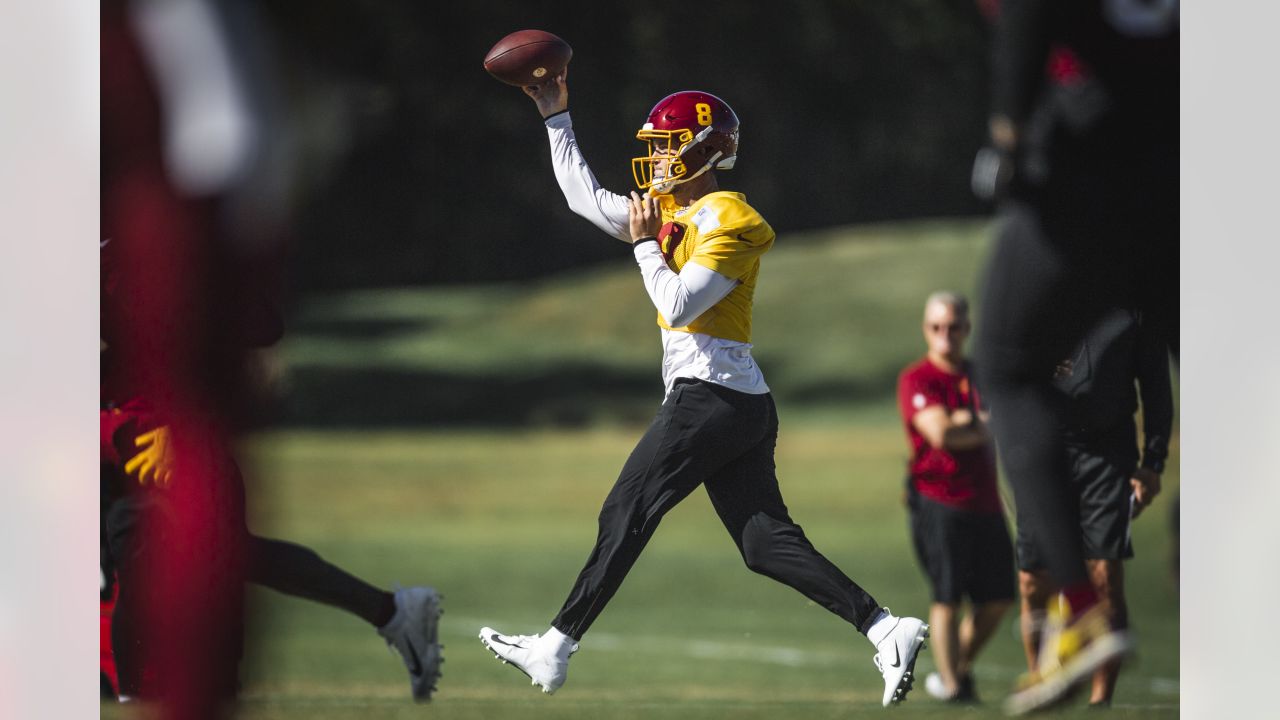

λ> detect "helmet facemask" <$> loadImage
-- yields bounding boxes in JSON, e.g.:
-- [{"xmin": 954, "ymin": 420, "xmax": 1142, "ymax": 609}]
[
  {"xmin": 633, "ymin": 126, "xmax": 692, "ymax": 194},
  {"xmin": 633, "ymin": 125, "xmax": 737, "ymax": 195}
]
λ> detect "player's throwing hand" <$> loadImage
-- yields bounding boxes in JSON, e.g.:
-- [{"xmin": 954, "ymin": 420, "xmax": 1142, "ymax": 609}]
[{"xmin": 522, "ymin": 69, "xmax": 568, "ymax": 119}]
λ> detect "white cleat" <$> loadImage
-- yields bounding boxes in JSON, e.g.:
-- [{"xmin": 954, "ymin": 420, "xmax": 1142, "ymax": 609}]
[
  {"xmin": 478, "ymin": 626, "xmax": 577, "ymax": 694},
  {"xmin": 378, "ymin": 586, "xmax": 443, "ymax": 702},
  {"xmin": 872, "ymin": 616, "xmax": 930, "ymax": 707}
]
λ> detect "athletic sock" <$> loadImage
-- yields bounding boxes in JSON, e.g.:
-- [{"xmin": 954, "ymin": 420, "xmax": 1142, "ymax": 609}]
[
  {"xmin": 865, "ymin": 608, "xmax": 895, "ymax": 646},
  {"xmin": 540, "ymin": 626, "xmax": 578, "ymax": 660}
]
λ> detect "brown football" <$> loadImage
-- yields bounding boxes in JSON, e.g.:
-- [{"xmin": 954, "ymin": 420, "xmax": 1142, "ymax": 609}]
[{"xmin": 483, "ymin": 29, "xmax": 572, "ymax": 86}]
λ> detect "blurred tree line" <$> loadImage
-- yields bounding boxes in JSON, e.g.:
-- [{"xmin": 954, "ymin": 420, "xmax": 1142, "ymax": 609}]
[{"xmin": 251, "ymin": 0, "xmax": 991, "ymax": 290}]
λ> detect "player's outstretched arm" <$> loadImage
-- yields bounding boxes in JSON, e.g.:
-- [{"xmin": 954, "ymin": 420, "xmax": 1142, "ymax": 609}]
[{"xmin": 527, "ymin": 70, "xmax": 631, "ymax": 243}]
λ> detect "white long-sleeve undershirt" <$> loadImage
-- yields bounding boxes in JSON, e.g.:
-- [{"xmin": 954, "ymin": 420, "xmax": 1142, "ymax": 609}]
[
  {"xmin": 632, "ymin": 241, "xmax": 739, "ymax": 328},
  {"xmin": 545, "ymin": 111, "xmax": 631, "ymax": 243}
]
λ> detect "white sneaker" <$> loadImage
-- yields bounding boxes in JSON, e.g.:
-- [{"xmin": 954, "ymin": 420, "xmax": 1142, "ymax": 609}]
[
  {"xmin": 378, "ymin": 586, "xmax": 443, "ymax": 702},
  {"xmin": 924, "ymin": 672, "xmax": 951, "ymax": 700},
  {"xmin": 871, "ymin": 615, "xmax": 930, "ymax": 706},
  {"xmin": 479, "ymin": 626, "xmax": 578, "ymax": 694}
]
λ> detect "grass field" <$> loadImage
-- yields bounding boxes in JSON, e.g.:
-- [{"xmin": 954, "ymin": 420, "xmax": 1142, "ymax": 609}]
[
  {"xmin": 103, "ymin": 219, "xmax": 1179, "ymax": 718},
  {"xmin": 270, "ymin": 218, "xmax": 1002, "ymax": 428}
]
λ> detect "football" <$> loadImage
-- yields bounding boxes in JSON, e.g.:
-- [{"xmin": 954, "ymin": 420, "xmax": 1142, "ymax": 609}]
[{"xmin": 483, "ymin": 29, "xmax": 572, "ymax": 87}]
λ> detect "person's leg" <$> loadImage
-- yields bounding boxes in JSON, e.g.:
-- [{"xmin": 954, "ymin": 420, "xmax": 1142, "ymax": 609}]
[
  {"xmin": 1073, "ymin": 441, "xmax": 1137, "ymax": 706},
  {"xmin": 957, "ymin": 511, "xmax": 1016, "ymax": 687},
  {"xmin": 105, "ymin": 493, "xmax": 151, "ymax": 698},
  {"xmin": 700, "ymin": 392, "xmax": 924, "ymax": 707},
  {"xmin": 700, "ymin": 392, "xmax": 881, "ymax": 631},
  {"xmin": 550, "ymin": 380, "xmax": 766, "ymax": 640},
  {"xmin": 1086, "ymin": 559, "xmax": 1126, "ymax": 705},
  {"xmin": 976, "ymin": 203, "xmax": 1106, "ymax": 610},
  {"xmin": 1018, "ymin": 569, "xmax": 1054, "ymax": 671},
  {"xmin": 958, "ymin": 600, "xmax": 1011, "ymax": 679},
  {"xmin": 482, "ymin": 381, "xmax": 768, "ymax": 694},
  {"xmin": 107, "ymin": 432, "xmax": 250, "ymax": 707},
  {"xmin": 908, "ymin": 496, "xmax": 965, "ymax": 697},
  {"xmin": 929, "ymin": 603, "xmax": 962, "ymax": 694},
  {"xmin": 246, "ymin": 536, "xmax": 395, "ymax": 628}
]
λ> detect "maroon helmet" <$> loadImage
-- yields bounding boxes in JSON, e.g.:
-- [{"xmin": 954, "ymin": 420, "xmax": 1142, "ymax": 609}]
[{"xmin": 632, "ymin": 91, "xmax": 739, "ymax": 194}]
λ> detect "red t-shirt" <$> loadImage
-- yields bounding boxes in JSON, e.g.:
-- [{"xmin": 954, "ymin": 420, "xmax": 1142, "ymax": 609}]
[{"xmin": 897, "ymin": 358, "xmax": 1001, "ymax": 514}]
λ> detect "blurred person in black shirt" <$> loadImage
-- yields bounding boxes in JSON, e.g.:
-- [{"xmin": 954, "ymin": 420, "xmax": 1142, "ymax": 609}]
[
  {"xmin": 969, "ymin": 0, "xmax": 1177, "ymax": 713},
  {"xmin": 1016, "ymin": 307, "xmax": 1172, "ymax": 707}
]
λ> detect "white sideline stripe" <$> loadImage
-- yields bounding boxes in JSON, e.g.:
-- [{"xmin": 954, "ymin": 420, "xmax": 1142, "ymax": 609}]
[{"xmin": 460, "ymin": 617, "xmax": 1179, "ymax": 694}]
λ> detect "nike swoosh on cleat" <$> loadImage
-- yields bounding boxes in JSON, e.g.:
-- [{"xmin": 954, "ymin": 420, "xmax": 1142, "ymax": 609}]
[
  {"xmin": 405, "ymin": 640, "xmax": 423, "ymax": 676},
  {"xmin": 888, "ymin": 644, "xmax": 901, "ymax": 668},
  {"xmin": 488, "ymin": 634, "xmax": 526, "ymax": 649}
]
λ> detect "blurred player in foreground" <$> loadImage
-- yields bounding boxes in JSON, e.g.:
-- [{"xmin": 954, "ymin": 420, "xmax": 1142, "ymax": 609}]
[
  {"xmin": 101, "ymin": 241, "xmax": 444, "ymax": 704},
  {"xmin": 897, "ymin": 292, "xmax": 1013, "ymax": 704},
  {"xmin": 1017, "ymin": 306, "xmax": 1171, "ymax": 707},
  {"xmin": 969, "ymin": 0, "xmax": 1178, "ymax": 713},
  {"xmin": 477, "ymin": 71, "xmax": 929, "ymax": 708},
  {"xmin": 99, "ymin": 390, "xmax": 445, "ymax": 705},
  {"xmin": 101, "ymin": 0, "xmax": 439, "ymax": 710}
]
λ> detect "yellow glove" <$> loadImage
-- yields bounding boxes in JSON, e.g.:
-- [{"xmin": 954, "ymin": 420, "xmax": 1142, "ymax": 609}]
[{"xmin": 124, "ymin": 426, "xmax": 175, "ymax": 487}]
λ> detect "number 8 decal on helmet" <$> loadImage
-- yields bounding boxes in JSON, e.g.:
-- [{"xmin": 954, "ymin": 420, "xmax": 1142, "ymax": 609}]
[
  {"xmin": 632, "ymin": 91, "xmax": 740, "ymax": 194},
  {"xmin": 695, "ymin": 103, "xmax": 712, "ymax": 126}
]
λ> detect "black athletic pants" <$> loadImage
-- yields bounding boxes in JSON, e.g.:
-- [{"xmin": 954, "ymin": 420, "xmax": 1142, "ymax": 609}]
[{"xmin": 550, "ymin": 378, "xmax": 882, "ymax": 640}]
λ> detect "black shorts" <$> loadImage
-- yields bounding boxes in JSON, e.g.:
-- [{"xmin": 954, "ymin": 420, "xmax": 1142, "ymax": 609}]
[
  {"xmin": 1017, "ymin": 444, "xmax": 1135, "ymax": 570},
  {"xmin": 909, "ymin": 493, "xmax": 1016, "ymax": 605}
]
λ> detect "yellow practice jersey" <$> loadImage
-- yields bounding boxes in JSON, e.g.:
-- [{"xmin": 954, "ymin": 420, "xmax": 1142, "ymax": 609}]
[{"xmin": 654, "ymin": 191, "xmax": 774, "ymax": 343}]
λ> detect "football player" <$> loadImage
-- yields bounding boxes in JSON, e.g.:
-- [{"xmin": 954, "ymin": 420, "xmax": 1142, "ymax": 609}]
[
  {"xmin": 101, "ymin": 0, "xmax": 442, "ymax": 710},
  {"xmin": 478, "ymin": 72, "xmax": 929, "ymax": 708},
  {"xmin": 101, "ymin": 250, "xmax": 443, "ymax": 705},
  {"xmin": 100, "ymin": 376, "xmax": 445, "ymax": 704}
]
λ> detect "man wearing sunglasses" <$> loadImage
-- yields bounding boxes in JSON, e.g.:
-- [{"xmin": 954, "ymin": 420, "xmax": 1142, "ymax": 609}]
[{"xmin": 897, "ymin": 291, "xmax": 1014, "ymax": 705}]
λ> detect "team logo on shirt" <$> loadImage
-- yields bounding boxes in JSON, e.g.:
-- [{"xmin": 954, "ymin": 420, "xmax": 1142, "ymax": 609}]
[{"xmin": 658, "ymin": 221, "xmax": 687, "ymax": 263}]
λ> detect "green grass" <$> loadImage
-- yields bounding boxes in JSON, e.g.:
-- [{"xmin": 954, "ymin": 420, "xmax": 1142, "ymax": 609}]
[
  {"xmin": 103, "ymin": 426, "xmax": 1179, "ymax": 719},
  {"xmin": 103, "ymin": 218, "xmax": 1179, "ymax": 718},
  {"xmin": 275, "ymin": 219, "xmax": 998, "ymax": 427}
]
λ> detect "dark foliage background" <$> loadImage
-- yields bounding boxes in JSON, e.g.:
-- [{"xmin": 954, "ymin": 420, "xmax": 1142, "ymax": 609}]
[{"xmin": 247, "ymin": 0, "xmax": 991, "ymax": 290}]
